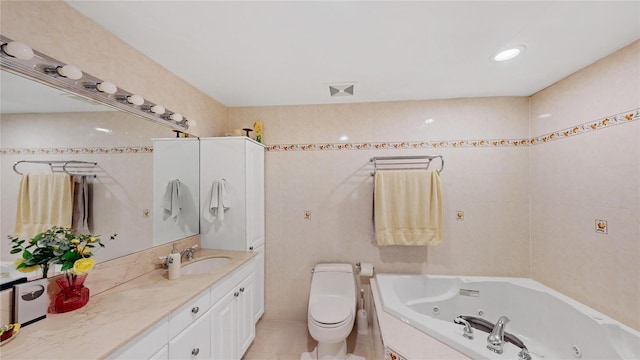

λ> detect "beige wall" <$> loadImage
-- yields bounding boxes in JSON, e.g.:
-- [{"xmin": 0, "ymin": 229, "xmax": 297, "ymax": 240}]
[
  {"xmin": 229, "ymin": 42, "xmax": 640, "ymax": 329},
  {"xmin": 529, "ymin": 40, "xmax": 640, "ymax": 330},
  {"xmin": 229, "ymin": 97, "xmax": 533, "ymax": 321},
  {"xmin": 0, "ymin": 0, "xmax": 227, "ymax": 137}
]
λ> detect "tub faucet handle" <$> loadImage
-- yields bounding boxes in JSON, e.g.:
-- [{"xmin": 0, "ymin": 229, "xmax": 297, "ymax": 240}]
[
  {"xmin": 518, "ymin": 348, "xmax": 532, "ymax": 360},
  {"xmin": 454, "ymin": 317, "xmax": 474, "ymax": 340}
]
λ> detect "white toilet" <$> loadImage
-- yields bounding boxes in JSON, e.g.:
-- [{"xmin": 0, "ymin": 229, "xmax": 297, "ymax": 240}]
[{"xmin": 307, "ymin": 263, "xmax": 357, "ymax": 360}]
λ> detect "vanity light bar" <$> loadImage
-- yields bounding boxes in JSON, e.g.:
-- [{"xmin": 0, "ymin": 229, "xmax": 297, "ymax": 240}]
[{"xmin": 0, "ymin": 35, "xmax": 189, "ymax": 131}]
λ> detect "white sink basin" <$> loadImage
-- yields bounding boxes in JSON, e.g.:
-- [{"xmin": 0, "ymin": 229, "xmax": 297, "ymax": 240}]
[{"xmin": 181, "ymin": 257, "xmax": 232, "ymax": 275}]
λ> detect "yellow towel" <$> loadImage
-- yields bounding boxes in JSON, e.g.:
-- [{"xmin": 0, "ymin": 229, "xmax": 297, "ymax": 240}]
[
  {"xmin": 374, "ymin": 169, "xmax": 442, "ymax": 246},
  {"xmin": 14, "ymin": 173, "xmax": 75, "ymax": 237}
]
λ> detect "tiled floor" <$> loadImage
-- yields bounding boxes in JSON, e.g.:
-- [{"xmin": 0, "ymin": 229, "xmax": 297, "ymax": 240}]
[{"xmin": 243, "ymin": 319, "xmax": 374, "ymax": 360}]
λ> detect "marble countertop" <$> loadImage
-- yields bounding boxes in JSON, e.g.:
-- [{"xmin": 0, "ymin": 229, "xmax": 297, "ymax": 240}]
[{"xmin": 0, "ymin": 249, "xmax": 256, "ymax": 359}]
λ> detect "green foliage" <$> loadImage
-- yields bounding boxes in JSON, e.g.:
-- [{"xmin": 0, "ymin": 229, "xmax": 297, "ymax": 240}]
[{"xmin": 8, "ymin": 227, "xmax": 117, "ymax": 278}]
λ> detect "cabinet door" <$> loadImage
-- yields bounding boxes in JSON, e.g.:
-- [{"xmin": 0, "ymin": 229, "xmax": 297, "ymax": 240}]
[
  {"xmin": 168, "ymin": 309, "xmax": 212, "ymax": 360},
  {"xmin": 237, "ymin": 273, "xmax": 256, "ymax": 357},
  {"xmin": 211, "ymin": 290, "xmax": 238, "ymax": 360},
  {"xmin": 253, "ymin": 245, "xmax": 265, "ymax": 323},
  {"xmin": 245, "ymin": 140, "xmax": 265, "ymax": 250}
]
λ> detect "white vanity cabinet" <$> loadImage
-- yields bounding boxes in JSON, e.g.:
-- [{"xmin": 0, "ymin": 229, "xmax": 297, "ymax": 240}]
[
  {"xmin": 108, "ymin": 258, "xmax": 256, "ymax": 360},
  {"xmin": 200, "ymin": 137, "xmax": 265, "ymax": 323},
  {"xmin": 211, "ymin": 257, "xmax": 256, "ymax": 359}
]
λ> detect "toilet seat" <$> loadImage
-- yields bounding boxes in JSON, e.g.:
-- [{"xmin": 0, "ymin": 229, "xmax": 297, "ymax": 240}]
[{"xmin": 309, "ymin": 296, "xmax": 352, "ymax": 327}]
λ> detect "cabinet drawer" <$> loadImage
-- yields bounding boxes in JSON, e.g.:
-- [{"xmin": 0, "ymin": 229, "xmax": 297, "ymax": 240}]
[
  {"xmin": 107, "ymin": 318, "xmax": 168, "ymax": 360},
  {"xmin": 168, "ymin": 289, "xmax": 211, "ymax": 339},
  {"xmin": 169, "ymin": 308, "xmax": 212, "ymax": 360},
  {"xmin": 211, "ymin": 257, "xmax": 255, "ymax": 304}
]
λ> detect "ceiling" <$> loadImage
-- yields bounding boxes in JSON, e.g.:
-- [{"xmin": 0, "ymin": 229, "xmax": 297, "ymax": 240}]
[{"xmin": 67, "ymin": 1, "xmax": 639, "ymax": 107}]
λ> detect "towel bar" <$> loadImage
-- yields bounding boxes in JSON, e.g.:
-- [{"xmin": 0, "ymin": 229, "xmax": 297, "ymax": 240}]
[
  {"xmin": 13, "ymin": 160, "xmax": 98, "ymax": 178},
  {"xmin": 370, "ymin": 155, "xmax": 444, "ymax": 176}
]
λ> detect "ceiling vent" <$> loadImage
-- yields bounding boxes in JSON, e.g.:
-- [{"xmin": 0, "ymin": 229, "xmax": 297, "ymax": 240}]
[{"xmin": 328, "ymin": 83, "xmax": 355, "ymax": 97}]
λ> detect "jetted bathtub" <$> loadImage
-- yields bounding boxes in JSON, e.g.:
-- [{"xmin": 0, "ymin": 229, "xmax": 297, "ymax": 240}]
[{"xmin": 375, "ymin": 274, "xmax": 640, "ymax": 359}]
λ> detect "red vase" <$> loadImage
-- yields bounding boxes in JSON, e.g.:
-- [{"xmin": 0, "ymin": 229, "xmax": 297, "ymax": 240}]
[{"xmin": 53, "ymin": 273, "xmax": 90, "ymax": 313}]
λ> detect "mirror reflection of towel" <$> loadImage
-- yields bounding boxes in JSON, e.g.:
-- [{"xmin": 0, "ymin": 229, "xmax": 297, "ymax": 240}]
[
  {"xmin": 14, "ymin": 173, "xmax": 74, "ymax": 237},
  {"xmin": 162, "ymin": 179, "xmax": 182, "ymax": 220},
  {"xmin": 72, "ymin": 175, "xmax": 90, "ymax": 234},
  {"xmin": 208, "ymin": 179, "xmax": 230, "ymax": 221}
]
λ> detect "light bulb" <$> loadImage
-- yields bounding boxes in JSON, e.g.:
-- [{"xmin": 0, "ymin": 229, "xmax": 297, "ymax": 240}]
[
  {"xmin": 169, "ymin": 113, "xmax": 183, "ymax": 122},
  {"xmin": 56, "ymin": 65, "xmax": 83, "ymax": 80},
  {"xmin": 2, "ymin": 41, "xmax": 34, "ymax": 60},
  {"xmin": 150, "ymin": 105, "xmax": 165, "ymax": 115},
  {"xmin": 96, "ymin": 81, "xmax": 117, "ymax": 94},
  {"xmin": 127, "ymin": 94, "xmax": 144, "ymax": 106}
]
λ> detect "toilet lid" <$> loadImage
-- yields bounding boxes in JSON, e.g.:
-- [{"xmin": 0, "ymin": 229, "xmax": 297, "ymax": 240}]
[{"xmin": 309, "ymin": 297, "xmax": 351, "ymax": 325}]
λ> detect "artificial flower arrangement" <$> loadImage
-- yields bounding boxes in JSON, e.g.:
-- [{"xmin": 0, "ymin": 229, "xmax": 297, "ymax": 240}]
[{"xmin": 9, "ymin": 227, "xmax": 116, "ymax": 279}]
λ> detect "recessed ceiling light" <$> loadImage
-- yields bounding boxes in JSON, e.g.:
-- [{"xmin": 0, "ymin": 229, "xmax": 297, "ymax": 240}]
[{"xmin": 492, "ymin": 45, "xmax": 526, "ymax": 62}]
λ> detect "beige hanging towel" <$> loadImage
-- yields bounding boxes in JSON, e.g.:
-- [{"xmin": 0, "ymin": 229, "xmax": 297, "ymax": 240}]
[
  {"xmin": 14, "ymin": 173, "xmax": 75, "ymax": 237},
  {"xmin": 374, "ymin": 169, "xmax": 442, "ymax": 246}
]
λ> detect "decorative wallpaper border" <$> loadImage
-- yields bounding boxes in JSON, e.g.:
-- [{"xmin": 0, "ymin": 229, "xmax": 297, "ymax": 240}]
[
  {"xmin": 264, "ymin": 108, "xmax": 639, "ymax": 152},
  {"xmin": 1, "ymin": 109, "xmax": 637, "ymax": 155},
  {"xmin": 529, "ymin": 108, "xmax": 638, "ymax": 145},
  {"xmin": 0, "ymin": 146, "xmax": 153, "ymax": 156}
]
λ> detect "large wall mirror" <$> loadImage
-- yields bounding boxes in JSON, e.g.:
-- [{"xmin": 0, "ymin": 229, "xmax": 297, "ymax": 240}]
[{"xmin": 1, "ymin": 47, "xmax": 199, "ymax": 265}]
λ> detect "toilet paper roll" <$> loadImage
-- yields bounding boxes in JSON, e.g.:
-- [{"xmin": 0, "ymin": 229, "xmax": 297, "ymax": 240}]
[{"xmin": 359, "ymin": 263, "xmax": 374, "ymax": 277}]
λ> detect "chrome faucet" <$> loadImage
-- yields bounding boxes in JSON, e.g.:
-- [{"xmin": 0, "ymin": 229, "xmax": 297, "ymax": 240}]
[
  {"xmin": 180, "ymin": 245, "xmax": 198, "ymax": 261},
  {"xmin": 487, "ymin": 316, "xmax": 510, "ymax": 354}
]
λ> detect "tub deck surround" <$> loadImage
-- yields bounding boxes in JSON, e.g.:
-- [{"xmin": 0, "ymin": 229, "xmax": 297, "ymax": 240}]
[
  {"xmin": 370, "ymin": 280, "xmax": 468, "ymax": 360},
  {"xmin": 0, "ymin": 249, "xmax": 256, "ymax": 359}
]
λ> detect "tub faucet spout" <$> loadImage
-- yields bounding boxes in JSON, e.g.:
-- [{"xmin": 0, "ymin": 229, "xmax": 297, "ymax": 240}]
[{"xmin": 487, "ymin": 316, "xmax": 510, "ymax": 354}]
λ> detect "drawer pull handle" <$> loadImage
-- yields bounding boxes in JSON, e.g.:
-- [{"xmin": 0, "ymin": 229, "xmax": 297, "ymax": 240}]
[
  {"xmin": 192, "ymin": 348, "xmax": 200, "ymax": 356},
  {"xmin": 191, "ymin": 306, "xmax": 199, "ymax": 314},
  {"xmin": 239, "ymin": 287, "xmax": 245, "ymax": 293},
  {"xmin": 249, "ymin": 246, "xmax": 254, "ymax": 251},
  {"xmin": 234, "ymin": 292, "xmax": 240, "ymax": 297}
]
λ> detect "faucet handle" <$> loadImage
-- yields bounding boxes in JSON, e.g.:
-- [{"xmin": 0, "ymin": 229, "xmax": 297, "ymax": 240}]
[
  {"xmin": 454, "ymin": 317, "xmax": 474, "ymax": 339},
  {"xmin": 518, "ymin": 348, "xmax": 532, "ymax": 360}
]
